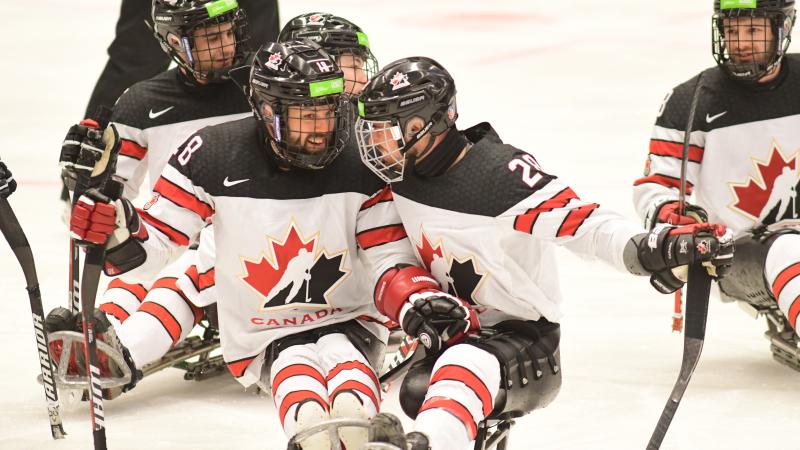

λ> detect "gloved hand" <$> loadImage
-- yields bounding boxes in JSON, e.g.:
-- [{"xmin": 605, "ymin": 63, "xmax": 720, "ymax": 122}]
[
  {"xmin": 70, "ymin": 188, "xmax": 141, "ymax": 249},
  {"xmin": 60, "ymin": 119, "xmax": 104, "ymax": 191},
  {"xmin": 637, "ymin": 223, "xmax": 734, "ymax": 293},
  {"xmin": 0, "ymin": 160, "xmax": 17, "ymax": 198},
  {"xmin": 649, "ymin": 200, "xmax": 709, "ymax": 227},
  {"xmin": 399, "ymin": 290, "xmax": 480, "ymax": 353}
]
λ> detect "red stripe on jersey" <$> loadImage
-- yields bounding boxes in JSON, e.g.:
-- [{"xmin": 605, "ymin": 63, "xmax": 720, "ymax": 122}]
[
  {"xmin": 185, "ymin": 265, "xmax": 200, "ymax": 292},
  {"xmin": 772, "ymin": 263, "xmax": 800, "ymax": 299},
  {"xmin": 279, "ymin": 391, "xmax": 329, "ymax": 426},
  {"xmin": 227, "ymin": 356, "xmax": 257, "ymax": 378},
  {"xmin": 357, "ymin": 224, "xmax": 407, "ymax": 250},
  {"xmin": 361, "ymin": 185, "xmax": 394, "ymax": 211},
  {"xmin": 99, "ymin": 303, "xmax": 130, "ymax": 323},
  {"xmin": 513, "ymin": 187, "xmax": 577, "ymax": 234},
  {"xmin": 330, "ymin": 380, "xmax": 380, "ymax": 411},
  {"xmin": 418, "ymin": 397, "xmax": 477, "ymax": 440},
  {"xmin": 154, "ymin": 177, "xmax": 213, "ymax": 221},
  {"xmin": 106, "ymin": 278, "xmax": 147, "ymax": 302},
  {"xmin": 272, "ymin": 364, "xmax": 327, "ymax": 398},
  {"xmin": 633, "ymin": 174, "xmax": 694, "ymax": 194},
  {"xmin": 327, "ymin": 360, "xmax": 380, "ymax": 395},
  {"xmin": 649, "ymin": 140, "xmax": 704, "ymax": 163},
  {"xmin": 119, "ymin": 139, "xmax": 147, "ymax": 161},
  {"xmin": 151, "ymin": 277, "xmax": 204, "ymax": 325},
  {"xmin": 430, "ymin": 365, "xmax": 493, "ymax": 417},
  {"xmin": 199, "ymin": 268, "xmax": 215, "ymax": 291},
  {"xmin": 139, "ymin": 210, "xmax": 191, "ymax": 246},
  {"xmin": 789, "ymin": 296, "xmax": 800, "ymax": 329},
  {"xmin": 138, "ymin": 302, "xmax": 182, "ymax": 346},
  {"xmin": 557, "ymin": 203, "xmax": 599, "ymax": 237}
]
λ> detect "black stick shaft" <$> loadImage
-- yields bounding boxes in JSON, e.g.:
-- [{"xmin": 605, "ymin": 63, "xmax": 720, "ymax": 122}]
[{"xmin": 0, "ymin": 198, "xmax": 66, "ymax": 439}]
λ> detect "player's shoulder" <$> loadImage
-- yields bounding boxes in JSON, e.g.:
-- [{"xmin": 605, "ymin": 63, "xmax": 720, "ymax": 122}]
[
  {"xmin": 656, "ymin": 66, "xmax": 728, "ymax": 131},
  {"xmin": 110, "ymin": 69, "xmax": 183, "ymax": 129}
]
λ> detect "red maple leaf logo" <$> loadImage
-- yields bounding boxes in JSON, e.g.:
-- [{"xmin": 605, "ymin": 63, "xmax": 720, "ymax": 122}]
[
  {"xmin": 730, "ymin": 143, "xmax": 797, "ymax": 219},
  {"xmin": 416, "ymin": 231, "xmax": 443, "ymax": 271},
  {"xmin": 241, "ymin": 224, "xmax": 315, "ymax": 299}
]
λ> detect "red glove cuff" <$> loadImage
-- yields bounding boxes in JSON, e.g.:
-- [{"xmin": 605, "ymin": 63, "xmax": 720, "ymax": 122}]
[{"xmin": 374, "ymin": 265, "xmax": 440, "ymax": 321}]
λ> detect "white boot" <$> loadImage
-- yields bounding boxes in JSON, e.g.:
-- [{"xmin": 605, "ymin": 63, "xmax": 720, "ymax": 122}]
[{"xmin": 330, "ymin": 391, "xmax": 370, "ymax": 450}]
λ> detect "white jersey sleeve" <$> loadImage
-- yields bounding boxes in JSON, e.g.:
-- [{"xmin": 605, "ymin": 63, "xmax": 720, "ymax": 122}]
[{"xmin": 356, "ymin": 185, "xmax": 419, "ymax": 278}]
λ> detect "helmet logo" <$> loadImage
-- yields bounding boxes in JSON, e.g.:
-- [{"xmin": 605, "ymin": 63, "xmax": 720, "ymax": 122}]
[
  {"xmin": 308, "ymin": 14, "xmax": 326, "ymax": 24},
  {"xmin": 266, "ymin": 52, "xmax": 283, "ymax": 71},
  {"xmin": 447, "ymin": 104, "xmax": 456, "ymax": 121},
  {"xmin": 315, "ymin": 60, "xmax": 335, "ymax": 73},
  {"xmin": 390, "ymin": 72, "xmax": 410, "ymax": 91}
]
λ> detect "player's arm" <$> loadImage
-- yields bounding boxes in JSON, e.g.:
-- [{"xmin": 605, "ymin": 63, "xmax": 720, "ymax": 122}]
[
  {"xmin": 70, "ymin": 132, "xmax": 214, "ymax": 281},
  {"xmin": 357, "ymin": 186, "xmax": 479, "ymax": 351},
  {"xmin": 108, "ymin": 88, "xmax": 151, "ymax": 200},
  {"xmin": 177, "ymin": 223, "xmax": 217, "ymax": 307},
  {"xmin": 633, "ymin": 80, "xmax": 707, "ymax": 227}
]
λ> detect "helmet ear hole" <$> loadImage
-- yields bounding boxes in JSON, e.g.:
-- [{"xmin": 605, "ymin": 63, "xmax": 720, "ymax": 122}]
[{"xmin": 166, "ymin": 33, "xmax": 182, "ymax": 49}]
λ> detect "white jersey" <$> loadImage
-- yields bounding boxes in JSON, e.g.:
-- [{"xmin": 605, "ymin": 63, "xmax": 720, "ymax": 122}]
[
  {"xmin": 391, "ymin": 123, "xmax": 643, "ymax": 324},
  {"xmin": 123, "ymin": 117, "xmax": 417, "ymax": 386},
  {"xmin": 633, "ymin": 56, "xmax": 800, "ymax": 235}
]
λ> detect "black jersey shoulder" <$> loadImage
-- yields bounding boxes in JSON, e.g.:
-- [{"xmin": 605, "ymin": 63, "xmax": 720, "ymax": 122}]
[
  {"xmin": 173, "ymin": 118, "xmax": 386, "ymax": 200},
  {"xmin": 658, "ymin": 55, "xmax": 800, "ymax": 134},
  {"xmin": 110, "ymin": 68, "xmax": 251, "ymax": 130},
  {"xmin": 393, "ymin": 122, "xmax": 556, "ymax": 217}
]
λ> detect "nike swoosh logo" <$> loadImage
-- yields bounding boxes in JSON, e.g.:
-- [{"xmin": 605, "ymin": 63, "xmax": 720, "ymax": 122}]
[
  {"xmin": 223, "ymin": 176, "xmax": 250, "ymax": 187},
  {"xmin": 705, "ymin": 111, "xmax": 727, "ymax": 123},
  {"xmin": 148, "ymin": 106, "xmax": 175, "ymax": 119}
]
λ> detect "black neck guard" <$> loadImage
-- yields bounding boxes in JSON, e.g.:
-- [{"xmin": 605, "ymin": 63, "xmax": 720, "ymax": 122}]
[{"xmin": 412, "ymin": 127, "xmax": 469, "ymax": 178}]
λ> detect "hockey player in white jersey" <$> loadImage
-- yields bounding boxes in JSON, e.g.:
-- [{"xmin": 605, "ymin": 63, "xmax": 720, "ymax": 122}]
[
  {"xmin": 634, "ymin": 0, "xmax": 800, "ymax": 369},
  {"xmin": 354, "ymin": 57, "xmax": 736, "ymax": 450},
  {"xmin": 50, "ymin": 0, "xmax": 257, "ymax": 397},
  {"xmin": 67, "ymin": 42, "xmax": 454, "ymax": 450}
]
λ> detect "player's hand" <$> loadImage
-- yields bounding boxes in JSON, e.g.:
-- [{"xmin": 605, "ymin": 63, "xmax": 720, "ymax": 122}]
[
  {"xmin": 399, "ymin": 290, "xmax": 480, "ymax": 353},
  {"xmin": 637, "ymin": 223, "xmax": 734, "ymax": 293},
  {"xmin": 647, "ymin": 200, "xmax": 709, "ymax": 228},
  {"xmin": 60, "ymin": 119, "xmax": 104, "ymax": 190},
  {"xmin": 0, "ymin": 160, "xmax": 17, "ymax": 198},
  {"xmin": 70, "ymin": 189, "xmax": 141, "ymax": 249}
]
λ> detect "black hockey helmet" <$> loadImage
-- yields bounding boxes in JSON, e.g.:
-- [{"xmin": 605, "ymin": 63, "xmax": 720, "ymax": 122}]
[
  {"xmin": 151, "ymin": 0, "xmax": 251, "ymax": 84},
  {"xmin": 247, "ymin": 40, "xmax": 349, "ymax": 170},
  {"xmin": 712, "ymin": 0, "xmax": 796, "ymax": 82},
  {"xmin": 354, "ymin": 57, "xmax": 458, "ymax": 182},
  {"xmin": 278, "ymin": 12, "xmax": 378, "ymax": 96}
]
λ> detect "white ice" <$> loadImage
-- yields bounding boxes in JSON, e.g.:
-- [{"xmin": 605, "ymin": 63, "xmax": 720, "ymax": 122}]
[{"xmin": 1, "ymin": 1, "xmax": 798, "ymax": 449}]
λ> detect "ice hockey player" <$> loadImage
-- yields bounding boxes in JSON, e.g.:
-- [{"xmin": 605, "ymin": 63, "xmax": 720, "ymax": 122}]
[
  {"xmin": 354, "ymin": 57, "xmax": 735, "ymax": 450},
  {"xmin": 66, "ymin": 41, "xmax": 454, "ymax": 450},
  {"xmin": 633, "ymin": 0, "xmax": 800, "ymax": 368},
  {"xmin": 50, "ymin": 0, "xmax": 258, "ymax": 398},
  {"xmin": 0, "ymin": 159, "xmax": 16, "ymax": 199}
]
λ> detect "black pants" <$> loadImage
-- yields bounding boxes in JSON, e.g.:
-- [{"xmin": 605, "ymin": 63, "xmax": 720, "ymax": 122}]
[{"xmin": 84, "ymin": 0, "xmax": 279, "ymax": 117}]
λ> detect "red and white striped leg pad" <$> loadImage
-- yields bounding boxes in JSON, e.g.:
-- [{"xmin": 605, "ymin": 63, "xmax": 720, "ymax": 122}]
[
  {"xmin": 765, "ymin": 234, "xmax": 800, "ymax": 335},
  {"xmin": 270, "ymin": 342, "xmax": 330, "ymax": 440},
  {"xmin": 100, "ymin": 278, "xmax": 147, "ymax": 327},
  {"xmin": 415, "ymin": 344, "xmax": 501, "ymax": 449}
]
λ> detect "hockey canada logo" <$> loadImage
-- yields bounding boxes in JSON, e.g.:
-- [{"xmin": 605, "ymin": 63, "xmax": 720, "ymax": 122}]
[
  {"xmin": 241, "ymin": 223, "xmax": 349, "ymax": 311},
  {"xmin": 390, "ymin": 72, "xmax": 410, "ymax": 91},
  {"xmin": 266, "ymin": 52, "xmax": 283, "ymax": 71},
  {"xmin": 729, "ymin": 142, "xmax": 799, "ymax": 225},
  {"xmin": 308, "ymin": 14, "xmax": 325, "ymax": 24},
  {"xmin": 415, "ymin": 230, "xmax": 487, "ymax": 306}
]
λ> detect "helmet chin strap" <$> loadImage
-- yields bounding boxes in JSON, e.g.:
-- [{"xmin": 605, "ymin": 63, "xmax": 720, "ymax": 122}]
[{"xmin": 411, "ymin": 127, "xmax": 468, "ymax": 178}]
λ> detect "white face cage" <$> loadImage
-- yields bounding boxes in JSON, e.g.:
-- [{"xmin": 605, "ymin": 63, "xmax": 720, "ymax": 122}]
[{"xmin": 355, "ymin": 117, "xmax": 409, "ymax": 183}]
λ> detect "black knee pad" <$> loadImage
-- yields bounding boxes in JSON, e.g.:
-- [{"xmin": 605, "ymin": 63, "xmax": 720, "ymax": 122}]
[
  {"xmin": 718, "ymin": 230, "xmax": 799, "ymax": 308},
  {"xmin": 398, "ymin": 319, "xmax": 562, "ymax": 420}
]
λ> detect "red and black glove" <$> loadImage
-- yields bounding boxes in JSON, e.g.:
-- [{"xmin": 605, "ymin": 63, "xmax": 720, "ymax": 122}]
[
  {"xmin": 636, "ymin": 223, "xmax": 734, "ymax": 294},
  {"xmin": 648, "ymin": 200, "xmax": 709, "ymax": 228},
  {"xmin": 374, "ymin": 265, "xmax": 480, "ymax": 353}
]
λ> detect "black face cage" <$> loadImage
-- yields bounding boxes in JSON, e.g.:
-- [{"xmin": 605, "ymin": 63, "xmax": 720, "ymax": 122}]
[
  {"xmin": 254, "ymin": 94, "xmax": 351, "ymax": 170},
  {"xmin": 165, "ymin": 9, "xmax": 251, "ymax": 83},
  {"xmin": 713, "ymin": 8, "xmax": 795, "ymax": 81}
]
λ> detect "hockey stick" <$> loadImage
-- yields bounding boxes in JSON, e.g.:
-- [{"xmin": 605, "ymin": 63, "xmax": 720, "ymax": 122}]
[
  {"xmin": 0, "ymin": 197, "xmax": 67, "ymax": 439},
  {"xmin": 646, "ymin": 264, "xmax": 712, "ymax": 449},
  {"xmin": 646, "ymin": 73, "xmax": 707, "ymax": 450},
  {"xmin": 72, "ymin": 123, "xmax": 123, "ymax": 450}
]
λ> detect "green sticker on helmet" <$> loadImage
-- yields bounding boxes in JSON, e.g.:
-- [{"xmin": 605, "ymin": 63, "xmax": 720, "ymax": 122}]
[
  {"xmin": 206, "ymin": 0, "xmax": 238, "ymax": 17},
  {"xmin": 720, "ymin": 0, "xmax": 758, "ymax": 9},
  {"xmin": 309, "ymin": 78, "xmax": 344, "ymax": 97},
  {"xmin": 357, "ymin": 32, "xmax": 370, "ymax": 48},
  {"xmin": 358, "ymin": 100, "xmax": 365, "ymax": 117}
]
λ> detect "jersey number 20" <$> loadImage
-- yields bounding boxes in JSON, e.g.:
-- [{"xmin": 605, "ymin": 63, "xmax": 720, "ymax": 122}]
[{"xmin": 508, "ymin": 154, "xmax": 543, "ymax": 188}]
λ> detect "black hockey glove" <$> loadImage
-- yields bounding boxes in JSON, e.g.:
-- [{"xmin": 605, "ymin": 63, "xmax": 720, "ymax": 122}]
[
  {"xmin": 636, "ymin": 223, "xmax": 734, "ymax": 294},
  {"xmin": 400, "ymin": 291, "xmax": 480, "ymax": 353},
  {"xmin": 0, "ymin": 160, "xmax": 17, "ymax": 198},
  {"xmin": 60, "ymin": 119, "xmax": 105, "ymax": 191}
]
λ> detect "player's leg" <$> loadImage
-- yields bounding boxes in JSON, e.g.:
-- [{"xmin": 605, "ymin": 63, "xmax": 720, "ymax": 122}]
[
  {"xmin": 317, "ymin": 324, "xmax": 384, "ymax": 450},
  {"xmin": 99, "ymin": 278, "xmax": 147, "ymax": 328},
  {"xmin": 765, "ymin": 233, "xmax": 800, "ymax": 337}
]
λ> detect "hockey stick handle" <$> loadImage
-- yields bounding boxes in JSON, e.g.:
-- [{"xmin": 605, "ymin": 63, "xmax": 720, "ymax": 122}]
[
  {"xmin": 0, "ymin": 198, "xmax": 66, "ymax": 439},
  {"xmin": 678, "ymin": 74, "xmax": 704, "ymax": 215}
]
